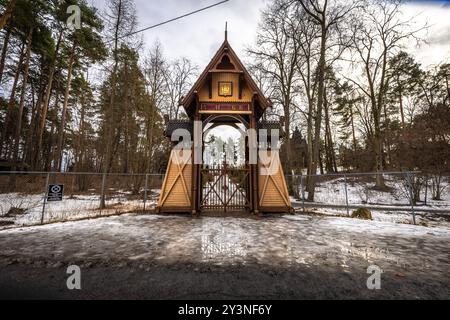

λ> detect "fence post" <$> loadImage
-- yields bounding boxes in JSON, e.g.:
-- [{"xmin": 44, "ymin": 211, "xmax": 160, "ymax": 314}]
[
  {"xmin": 408, "ymin": 172, "xmax": 416, "ymax": 225},
  {"xmin": 301, "ymin": 174, "xmax": 305, "ymax": 213},
  {"xmin": 41, "ymin": 173, "xmax": 50, "ymax": 225},
  {"xmin": 100, "ymin": 173, "xmax": 106, "ymax": 212},
  {"xmin": 344, "ymin": 174, "xmax": 350, "ymax": 217},
  {"xmin": 143, "ymin": 174, "xmax": 149, "ymax": 213}
]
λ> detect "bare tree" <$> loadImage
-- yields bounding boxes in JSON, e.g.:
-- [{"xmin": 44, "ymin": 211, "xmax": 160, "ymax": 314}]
[
  {"xmin": 289, "ymin": 4, "xmax": 320, "ymax": 178},
  {"xmin": 346, "ymin": 0, "xmax": 425, "ymax": 187},
  {"xmin": 143, "ymin": 42, "xmax": 167, "ymax": 173},
  {"xmin": 164, "ymin": 57, "xmax": 198, "ymax": 119},
  {"xmin": 248, "ymin": 0, "xmax": 300, "ymax": 179},
  {"xmin": 296, "ymin": 0, "xmax": 360, "ymax": 200}
]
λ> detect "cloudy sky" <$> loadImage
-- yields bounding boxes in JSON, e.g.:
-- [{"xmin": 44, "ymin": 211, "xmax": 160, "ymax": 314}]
[
  {"xmin": 88, "ymin": 0, "xmax": 450, "ymax": 70},
  {"xmin": 83, "ymin": 0, "xmax": 450, "ymax": 141},
  {"xmin": 90, "ymin": 0, "xmax": 264, "ymax": 67}
]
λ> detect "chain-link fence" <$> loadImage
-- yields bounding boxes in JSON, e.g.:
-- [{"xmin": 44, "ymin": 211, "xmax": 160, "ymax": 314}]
[
  {"xmin": 286, "ymin": 171, "xmax": 450, "ymax": 225},
  {"xmin": 0, "ymin": 172, "xmax": 164, "ymax": 228},
  {"xmin": 1, "ymin": 170, "xmax": 449, "ymax": 228}
]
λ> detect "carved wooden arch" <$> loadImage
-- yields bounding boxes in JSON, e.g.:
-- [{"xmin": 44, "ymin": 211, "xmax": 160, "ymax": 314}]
[
  {"xmin": 202, "ymin": 114, "xmax": 249, "ymax": 130},
  {"xmin": 204, "ymin": 122, "xmax": 244, "ymax": 135}
]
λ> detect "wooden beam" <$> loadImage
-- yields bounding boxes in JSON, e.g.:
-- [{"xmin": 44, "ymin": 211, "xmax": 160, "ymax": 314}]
[
  {"xmin": 250, "ymin": 107, "xmax": 259, "ymax": 214},
  {"xmin": 192, "ymin": 102, "xmax": 200, "ymax": 215},
  {"xmin": 239, "ymin": 74, "xmax": 244, "ymax": 100}
]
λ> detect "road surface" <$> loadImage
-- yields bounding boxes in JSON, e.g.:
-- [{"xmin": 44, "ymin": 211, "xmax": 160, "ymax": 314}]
[{"xmin": 0, "ymin": 214, "xmax": 449, "ymax": 299}]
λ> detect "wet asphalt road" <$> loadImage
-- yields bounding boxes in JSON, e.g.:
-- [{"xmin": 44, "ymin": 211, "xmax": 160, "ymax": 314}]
[{"xmin": 0, "ymin": 214, "xmax": 449, "ymax": 299}]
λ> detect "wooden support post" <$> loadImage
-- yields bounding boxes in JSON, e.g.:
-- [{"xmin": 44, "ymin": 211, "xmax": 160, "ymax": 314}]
[
  {"xmin": 191, "ymin": 106, "xmax": 201, "ymax": 216},
  {"xmin": 192, "ymin": 157, "xmax": 199, "ymax": 216},
  {"xmin": 250, "ymin": 111, "xmax": 259, "ymax": 215},
  {"xmin": 143, "ymin": 174, "xmax": 148, "ymax": 213},
  {"xmin": 41, "ymin": 172, "xmax": 50, "ymax": 225}
]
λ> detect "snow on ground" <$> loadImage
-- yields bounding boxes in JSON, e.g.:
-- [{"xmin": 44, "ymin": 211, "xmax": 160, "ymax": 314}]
[
  {"xmin": 1, "ymin": 174, "xmax": 449, "ymax": 230},
  {"xmin": 296, "ymin": 207, "xmax": 450, "ymax": 229},
  {"xmin": 0, "ymin": 190, "xmax": 161, "ymax": 228},
  {"xmin": 291, "ymin": 175, "xmax": 450, "ymax": 228},
  {"xmin": 308, "ymin": 175, "xmax": 450, "ymax": 209},
  {"xmin": 0, "ymin": 214, "xmax": 449, "ymax": 280}
]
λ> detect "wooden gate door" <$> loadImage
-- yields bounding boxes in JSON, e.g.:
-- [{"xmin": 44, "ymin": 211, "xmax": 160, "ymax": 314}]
[{"xmin": 200, "ymin": 164, "xmax": 250, "ymax": 212}]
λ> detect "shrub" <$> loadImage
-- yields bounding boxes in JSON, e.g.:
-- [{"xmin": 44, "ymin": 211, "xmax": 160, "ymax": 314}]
[
  {"xmin": 351, "ymin": 208, "xmax": 372, "ymax": 220},
  {"xmin": 6, "ymin": 207, "xmax": 26, "ymax": 217}
]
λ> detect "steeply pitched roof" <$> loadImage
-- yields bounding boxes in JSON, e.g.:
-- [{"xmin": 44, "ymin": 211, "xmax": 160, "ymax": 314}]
[
  {"xmin": 164, "ymin": 119, "xmax": 193, "ymax": 138},
  {"xmin": 258, "ymin": 120, "xmax": 285, "ymax": 138},
  {"xmin": 180, "ymin": 39, "xmax": 272, "ymax": 117}
]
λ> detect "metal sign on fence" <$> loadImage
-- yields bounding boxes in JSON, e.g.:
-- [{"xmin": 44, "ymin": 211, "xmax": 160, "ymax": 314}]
[{"xmin": 47, "ymin": 184, "xmax": 64, "ymax": 202}]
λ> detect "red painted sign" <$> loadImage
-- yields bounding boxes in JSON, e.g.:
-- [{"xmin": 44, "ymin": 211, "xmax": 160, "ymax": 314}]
[{"xmin": 200, "ymin": 103, "xmax": 251, "ymax": 112}]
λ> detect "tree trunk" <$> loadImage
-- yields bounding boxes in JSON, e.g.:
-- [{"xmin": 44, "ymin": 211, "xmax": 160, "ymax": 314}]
[
  {"xmin": 123, "ymin": 60, "xmax": 130, "ymax": 173},
  {"xmin": 0, "ymin": 27, "xmax": 11, "ymax": 83},
  {"xmin": 383, "ymin": 102, "xmax": 391, "ymax": 168},
  {"xmin": 318, "ymin": 147, "xmax": 324, "ymax": 175},
  {"xmin": 399, "ymin": 85, "xmax": 405, "ymax": 127},
  {"xmin": 0, "ymin": 0, "xmax": 17, "ymax": 31},
  {"xmin": 55, "ymin": 41, "xmax": 76, "ymax": 171},
  {"xmin": 324, "ymin": 89, "xmax": 336, "ymax": 173},
  {"xmin": 433, "ymin": 175, "xmax": 442, "ymax": 200},
  {"xmin": 373, "ymin": 115, "xmax": 385, "ymax": 188},
  {"xmin": 307, "ymin": 23, "xmax": 327, "ymax": 201},
  {"xmin": 11, "ymin": 28, "xmax": 33, "ymax": 173},
  {"xmin": 43, "ymin": 91, "xmax": 60, "ymax": 170},
  {"xmin": 75, "ymin": 90, "xmax": 86, "ymax": 190},
  {"xmin": 374, "ymin": 49, "xmax": 389, "ymax": 188},
  {"xmin": 36, "ymin": 29, "xmax": 63, "ymax": 169},
  {"xmin": 284, "ymin": 105, "xmax": 294, "ymax": 194},
  {"xmin": 146, "ymin": 105, "xmax": 156, "ymax": 173},
  {"xmin": 284, "ymin": 106, "xmax": 292, "ymax": 174},
  {"xmin": 101, "ymin": 0, "xmax": 123, "ymax": 208},
  {"xmin": 350, "ymin": 103, "xmax": 357, "ymax": 152},
  {"xmin": 24, "ymin": 80, "xmax": 44, "ymax": 165},
  {"xmin": 306, "ymin": 97, "xmax": 314, "ymax": 193},
  {"xmin": 0, "ymin": 44, "xmax": 24, "ymax": 157}
]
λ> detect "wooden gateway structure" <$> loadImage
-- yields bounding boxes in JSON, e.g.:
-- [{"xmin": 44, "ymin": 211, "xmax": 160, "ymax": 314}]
[{"xmin": 157, "ymin": 32, "xmax": 292, "ymax": 215}]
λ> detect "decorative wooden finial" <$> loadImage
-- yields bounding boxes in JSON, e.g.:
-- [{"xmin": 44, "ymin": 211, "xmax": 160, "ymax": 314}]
[{"xmin": 225, "ymin": 21, "xmax": 228, "ymax": 41}]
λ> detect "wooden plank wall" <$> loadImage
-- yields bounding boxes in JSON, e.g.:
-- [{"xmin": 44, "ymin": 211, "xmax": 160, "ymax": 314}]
[
  {"xmin": 198, "ymin": 73, "xmax": 253, "ymax": 103},
  {"xmin": 157, "ymin": 149, "xmax": 192, "ymax": 211},
  {"xmin": 258, "ymin": 150, "xmax": 292, "ymax": 212}
]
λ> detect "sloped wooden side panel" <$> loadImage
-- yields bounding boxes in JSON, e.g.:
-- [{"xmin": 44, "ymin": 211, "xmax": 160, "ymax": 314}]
[
  {"xmin": 258, "ymin": 150, "xmax": 292, "ymax": 212},
  {"xmin": 157, "ymin": 149, "xmax": 192, "ymax": 211}
]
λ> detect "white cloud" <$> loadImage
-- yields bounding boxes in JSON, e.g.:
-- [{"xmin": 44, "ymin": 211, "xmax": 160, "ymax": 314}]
[
  {"xmin": 91, "ymin": 0, "xmax": 267, "ymax": 67},
  {"xmin": 402, "ymin": 3, "xmax": 450, "ymax": 66},
  {"xmin": 90, "ymin": 0, "xmax": 449, "ymax": 69}
]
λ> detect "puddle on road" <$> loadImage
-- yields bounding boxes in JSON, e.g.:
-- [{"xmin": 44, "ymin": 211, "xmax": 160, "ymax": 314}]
[
  {"xmin": 199, "ymin": 220, "xmax": 250, "ymax": 264},
  {"xmin": 0, "ymin": 215, "xmax": 447, "ymax": 275}
]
